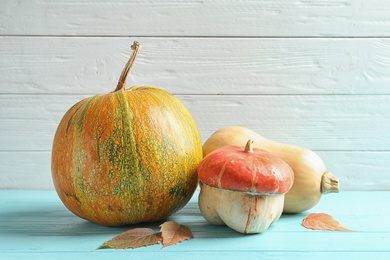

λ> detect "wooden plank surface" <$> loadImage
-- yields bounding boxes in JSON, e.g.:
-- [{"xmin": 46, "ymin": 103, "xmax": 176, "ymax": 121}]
[
  {"xmin": 1, "ymin": 0, "xmax": 390, "ymax": 37},
  {"xmin": 1, "ymin": 37, "xmax": 390, "ymax": 95},
  {"xmin": 1, "ymin": 1, "xmax": 389, "ymax": 192},
  {"xmin": 1, "ymin": 94, "xmax": 388, "ymax": 151},
  {"xmin": 0, "ymin": 190, "xmax": 389, "ymax": 259}
]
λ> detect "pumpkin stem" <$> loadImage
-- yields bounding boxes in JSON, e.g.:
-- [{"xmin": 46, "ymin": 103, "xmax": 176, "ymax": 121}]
[
  {"xmin": 244, "ymin": 139, "xmax": 254, "ymax": 153},
  {"xmin": 114, "ymin": 41, "xmax": 142, "ymax": 92},
  {"xmin": 321, "ymin": 171, "xmax": 340, "ymax": 194}
]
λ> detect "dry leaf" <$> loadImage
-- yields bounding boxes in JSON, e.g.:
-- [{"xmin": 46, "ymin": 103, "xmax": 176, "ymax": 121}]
[
  {"xmin": 159, "ymin": 221, "xmax": 193, "ymax": 247},
  {"xmin": 302, "ymin": 213, "xmax": 353, "ymax": 231},
  {"xmin": 97, "ymin": 228, "xmax": 162, "ymax": 249}
]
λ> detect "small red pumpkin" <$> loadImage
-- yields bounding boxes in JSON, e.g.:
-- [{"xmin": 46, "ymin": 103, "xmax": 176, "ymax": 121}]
[
  {"xmin": 51, "ymin": 42, "xmax": 203, "ymax": 226},
  {"xmin": 197, "ymin": 139, "xmax": 294, "ymax": 233},
  {"xmin": 198, "ymin": 139, "xmax": 294, "ymax": 195}
]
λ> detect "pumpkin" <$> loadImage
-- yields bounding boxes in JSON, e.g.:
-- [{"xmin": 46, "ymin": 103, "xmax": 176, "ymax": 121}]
[
  {"xmin": 198, "ymin": 139, "xmax": 294, "ymax": 234},
  {"xmin": 51, "ymin": 41, "xmax": 203, "ymax": 226}
]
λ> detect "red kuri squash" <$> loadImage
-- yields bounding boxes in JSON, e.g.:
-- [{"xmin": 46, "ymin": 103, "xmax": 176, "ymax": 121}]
[{"xmin": 51, "ymin": 42, "xmax": 202, "ymax": 226}]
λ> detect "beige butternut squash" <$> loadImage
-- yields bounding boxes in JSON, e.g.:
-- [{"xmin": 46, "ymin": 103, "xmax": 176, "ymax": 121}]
[{"xmin": 202, "ymin": 126, "xmax": 339, "ymax": 214}]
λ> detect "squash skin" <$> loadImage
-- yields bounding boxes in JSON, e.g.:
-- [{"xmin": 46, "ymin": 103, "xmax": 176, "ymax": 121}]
[
  {"xmin": 198, "ymin": 143, "xmax": 294, "ymax": 194},
  {"xmin": 51, "ymin": 86, "xmax": 202, "ymax": 226},
  {"xmin": 199, "ymin": 183, "xmax": 285, "ymax": 234},
  {"xmin": 202, "ymin": 126, "xmax": 339, "ymax": 214}
]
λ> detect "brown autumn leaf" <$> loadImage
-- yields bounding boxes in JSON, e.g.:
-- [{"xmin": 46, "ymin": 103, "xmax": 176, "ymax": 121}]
[
  {"xmin": 159, "ymin": 221, "xmax": 194, "ymax": 247},
  {"xmin": 302, "ymin": 213, "xmax": 353, "ymax": 231},
  {"xmin": 97, "ymin": 228, "xmax": 162, "ymax": 249}
]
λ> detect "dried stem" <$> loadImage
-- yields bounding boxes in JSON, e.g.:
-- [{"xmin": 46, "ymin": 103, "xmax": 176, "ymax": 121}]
[
  {"xmin": 114, "ymin": 41, "xmax": 142, "ymax": 92},
  {"xmin": 244, "ymin": 139, "xmax": 254, "ymax": 153},
  {"xmin": 321, "ymin": 171, "xmax": 340, "ymax": 194}
]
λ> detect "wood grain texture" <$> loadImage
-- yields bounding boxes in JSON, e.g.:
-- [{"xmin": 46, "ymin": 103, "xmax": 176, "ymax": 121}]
[
  {"xmin": 1, "ymin": 94, "xmax": 388, "ymax": 151},
  {"xmin": 1, "ymin": 0, "xmax": 390, "ymax": 37},
  {"xmin": 0, "ymin": 152, "xmax": 53, "ymax": 190},
  {"xmin": 1, "ymin": 37, "xmax": 390, "ymax": 95},
  {"xmin": 0, "ymin": 1, "xmax": 389, "ymax": 191}
]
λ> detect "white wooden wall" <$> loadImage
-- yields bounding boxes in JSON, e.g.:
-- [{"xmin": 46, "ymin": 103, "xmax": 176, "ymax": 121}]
[{"xmin": 1, "ymin": 0, "xmax": 389, "ymax": 190}]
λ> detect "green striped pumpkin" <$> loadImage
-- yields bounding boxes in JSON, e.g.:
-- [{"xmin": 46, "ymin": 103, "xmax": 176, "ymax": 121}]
[{"xmin": 51, "ymin": 42, "xmax": 202, "ymax": 226}]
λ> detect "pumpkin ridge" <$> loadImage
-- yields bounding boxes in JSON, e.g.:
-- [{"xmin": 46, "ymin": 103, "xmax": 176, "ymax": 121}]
[
  {"xmin": 65, "ymin": 100, "xmax": 88, "ymax": 135},
  {"xmin": 114, "ymin": 90, "xmax": 147, "ymax": 222}
]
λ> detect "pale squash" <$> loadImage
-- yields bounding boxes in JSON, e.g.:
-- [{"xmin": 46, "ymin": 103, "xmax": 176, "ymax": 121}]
[{"xmin": 202, "ymin": 126, "xmax": 339, "ymax": 213}]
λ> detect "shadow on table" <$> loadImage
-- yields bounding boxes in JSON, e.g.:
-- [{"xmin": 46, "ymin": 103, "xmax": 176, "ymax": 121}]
[{"xmin": 1, "ymin": 203, "xmax": 163, "ymax": 237}]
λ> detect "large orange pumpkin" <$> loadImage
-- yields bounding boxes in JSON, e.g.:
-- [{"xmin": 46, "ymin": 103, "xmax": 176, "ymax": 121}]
[{"xmin": 51, "ymin": 42, "xmax": 203, "ymax": 226}]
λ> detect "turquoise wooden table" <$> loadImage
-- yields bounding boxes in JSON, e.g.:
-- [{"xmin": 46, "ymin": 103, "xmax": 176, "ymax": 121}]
[{"xmin": 0, "ymin": 190, "xmax": 389, "ymax": 259}]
